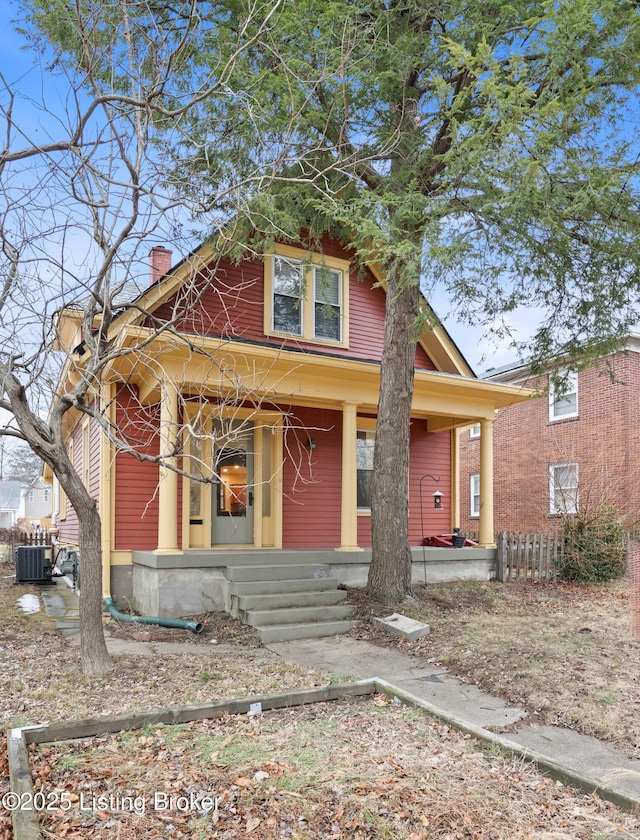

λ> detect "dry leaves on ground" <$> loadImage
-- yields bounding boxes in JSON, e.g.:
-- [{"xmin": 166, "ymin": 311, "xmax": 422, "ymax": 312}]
[
  {"xmin": 347, "ymin": 578, "xmax": 640, "ymax": 758},
  {"xmin": 30, "ymin": 696, "xmax": 640, "ymax": 840}
]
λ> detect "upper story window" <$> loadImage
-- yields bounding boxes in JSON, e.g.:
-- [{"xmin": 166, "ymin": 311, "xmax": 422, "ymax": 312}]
[
  {"xmin": 469, "ymin": 423, "xmax": 481, "ymax": 439},
  {"xmin": 265, "ymin": 246, "xmax": 349, "ymax": 347},
  {"xmin": 43, "ymin": 488, "xmax": 50, "ymax": 503},
  {"xmin": 549, "ymin": 370, "xmax": 578, "ymax": 421},
  {"xmin": 28, "ymin": 490, "xmax": 34, "ymax": 504},
  {"xmin": 272, "ymin": 257, "xmax": 303, "ymax": 336}
]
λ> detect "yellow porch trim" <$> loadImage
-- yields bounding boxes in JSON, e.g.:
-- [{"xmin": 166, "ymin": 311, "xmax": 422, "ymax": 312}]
[
  {"xmin": 180, "ymin": 404, "xmax": 284, "ymax": 552},
  {"xmin": 337, "ymin": 402, "xmax": 361, "ymax": 551},
  {"xmin": 478, "ymin": 418, "xmax": 496, "ymax": 548},
  {"xmin": 100, "ymin": 382, "xmax": 116, "ymax": 596},
  {"xmin": 157, "ymin": 383, "xmax": 182, "ymax": 555}
]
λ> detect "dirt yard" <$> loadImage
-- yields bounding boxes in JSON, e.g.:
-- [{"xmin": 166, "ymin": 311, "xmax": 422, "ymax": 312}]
[
  {"xmin": 347, "ymin": 578, "xmax": 640, "ymax": 760},
  {"xmin": 2, "ymin": 564, "xmax": 640, "ymax": 839}
]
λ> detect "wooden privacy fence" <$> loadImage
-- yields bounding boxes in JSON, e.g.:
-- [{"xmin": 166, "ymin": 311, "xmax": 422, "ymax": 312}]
[
  {"xmin": 0, "ymin": 527, "xmax": 52, "ymax": 555},
  {"xmin": 495, "ymin": 531, "xmax": 564, "ymax": 582}
]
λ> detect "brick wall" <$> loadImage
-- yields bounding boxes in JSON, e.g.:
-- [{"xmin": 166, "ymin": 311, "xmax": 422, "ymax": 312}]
[{"xmin": 459, "ymin": 350, "xmax": 640, "ymax": 533}]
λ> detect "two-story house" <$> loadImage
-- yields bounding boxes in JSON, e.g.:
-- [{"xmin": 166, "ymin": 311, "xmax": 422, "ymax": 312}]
[
  {"xmin": 459, "ymin": 336, "xmax": 640, "ymax": 535},
  {"xmin": 52, "ymin": 233, "xmax": 528, "ymax": 634}
]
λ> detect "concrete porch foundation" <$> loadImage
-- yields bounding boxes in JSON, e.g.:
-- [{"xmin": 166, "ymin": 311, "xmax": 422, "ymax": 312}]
[{"xmin": 120, "ymin": 547, "xmax": 496, "ymax": 619}]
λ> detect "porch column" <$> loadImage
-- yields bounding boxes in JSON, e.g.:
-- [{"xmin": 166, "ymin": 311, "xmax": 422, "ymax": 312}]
[
  {"xmin": 99, "ymin": 382, "xmax": 114, "ymax": 596},
  {"xmin": 478, "ymin": 418, "xmax": 495, "ymax": 548},
  {"xmin": 156, "ymin": 382, "xmax": 182, "ymax": 555},
  {"xmin": 337, "ymin": 401, "xmax": 362, "ymax": 551}
]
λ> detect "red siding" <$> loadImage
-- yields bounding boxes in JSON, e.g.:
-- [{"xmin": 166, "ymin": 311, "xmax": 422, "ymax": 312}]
[
  {"xmin": 408, "ymin": 423, "xmax": 451, "ymax": 543},
  {"xmin": 114, "ymin": 388, "xmax": 162, "ymax": 551},
  {"xmin": 281, "ymin": 406, "xmax": 343, "ymax": 548},
  {"xmin": 280, "ymin": 411, "xmax": 450, "ymax": 549},
  {"xmin": 57, "ymin": 421, "xmax": 82, "ymax": 545},
  {"xmin": 415, "ymin": 342, "xmax": 435, "ymax": 371},
  {"xmin": 149, "ymin": 235, "xmax": 438, "ymax": 369},
  {"xmin": 89, "ymin": 415, "xmax": 101, "ymax": 507}
]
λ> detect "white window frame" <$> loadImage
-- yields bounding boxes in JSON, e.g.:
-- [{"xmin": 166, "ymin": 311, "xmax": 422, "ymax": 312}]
[
  {"xmin": 264, "ymin": 245, "xmax": 350, "ymax": 347},
  {"xmin": 549, "ymin": 370, "xmax": 578, "ymax": 421},
  {"xmin": 356, "ymin": 427, "xmax": 376, "ymax": 513},
  {"xmin": 469, "ymin": 423, "xmax": 481, "ymax": 439},
  {"xmin": 549, "ymin": 462, "xmax": 578, "ymax": 515},
  {"xmin": 470, "ymin": 473, "xmax": 480, "ymax": 518},
  {"xmin": 271, "ymin": 256, "xmax": 304, "ymax": 337},
  {"xmin": 28, "ymin": 489, "xmax": 34, "ymax": 504},
  {"xmin": 312, "ymin": 265, "xmax": 342, "ymax": 342}
]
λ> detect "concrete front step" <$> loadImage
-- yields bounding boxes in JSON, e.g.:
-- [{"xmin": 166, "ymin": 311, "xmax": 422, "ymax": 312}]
[
  {"xmin": 257, "ymin": 619, "xmax": 356, "ymax": 644},
  {"xmin": 229, "ymin": 577, "xmax": 341, "ymax": 597},
  {"xmin": 236, "ymin": 589, "xmax": 347, "ymax": 612},
  {"xmin": 244, "ymin": 603, "xmax": 353, "ymax": 628},
  {"xmin": 225, "ymin": 564, "xmax": 331, "ymax": 582}
]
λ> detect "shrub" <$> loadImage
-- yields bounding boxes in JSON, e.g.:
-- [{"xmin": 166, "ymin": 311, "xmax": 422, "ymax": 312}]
[{"xmin": 560, "ymin": 505, "xmax": 627, "ymax": 583}]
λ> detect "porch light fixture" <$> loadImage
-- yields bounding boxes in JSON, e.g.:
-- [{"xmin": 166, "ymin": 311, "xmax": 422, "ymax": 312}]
[{"xmin": 419, "ymin": 473, "xmax": 442, "ymax": 586}]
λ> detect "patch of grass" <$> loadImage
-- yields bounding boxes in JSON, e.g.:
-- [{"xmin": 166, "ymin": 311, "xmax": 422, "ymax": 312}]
[
  {"xmin": 30, "ymin": 698, "xmax": 640, "ymax": 840},
  {"xmin": 198, "ymin": 670, "xmax": 223, "ymax": 683}
]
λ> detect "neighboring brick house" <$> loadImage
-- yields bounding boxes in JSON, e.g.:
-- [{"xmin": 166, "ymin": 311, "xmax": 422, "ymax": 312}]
[{"xmin": 458, "ymin": 336, "xmax": 640, "ymax": 535}]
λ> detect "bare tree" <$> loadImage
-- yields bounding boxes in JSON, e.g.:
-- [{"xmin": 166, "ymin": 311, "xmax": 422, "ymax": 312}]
[{"xmin": 0, "ymin": 0, "xmax": 314, "ymax": 674}]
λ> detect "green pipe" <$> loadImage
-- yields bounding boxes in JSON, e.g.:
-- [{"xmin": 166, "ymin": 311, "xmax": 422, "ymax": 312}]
[{"xmin": 103, "ymin": 597, "xmax": 203, "ymax": 634}]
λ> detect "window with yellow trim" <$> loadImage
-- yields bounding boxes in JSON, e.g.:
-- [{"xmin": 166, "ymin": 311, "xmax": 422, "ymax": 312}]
[{"xmin": 265, "ymin": 247, "xmax": 349, "ymax": 347}]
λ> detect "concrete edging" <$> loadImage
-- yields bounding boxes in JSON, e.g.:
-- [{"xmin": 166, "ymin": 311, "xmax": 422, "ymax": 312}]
[{"xmin": 6, "ymin": 682, "xmax": 375, "ymax": 840}]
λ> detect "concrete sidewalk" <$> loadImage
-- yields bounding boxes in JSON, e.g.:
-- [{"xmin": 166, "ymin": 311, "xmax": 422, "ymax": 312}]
[{"xmin": 267, "ymin": 635, "xmax": 640, "ymax": 816}]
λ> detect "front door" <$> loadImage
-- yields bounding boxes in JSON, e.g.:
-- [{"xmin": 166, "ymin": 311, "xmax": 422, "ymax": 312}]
[{"xmin": 212, "ymin": 424, "xmax": 254, "ymax": 545}]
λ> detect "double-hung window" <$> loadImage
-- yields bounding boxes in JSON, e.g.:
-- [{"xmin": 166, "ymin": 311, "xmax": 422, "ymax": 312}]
[
  {"xmin": 549, "ymin": 463, "xmax": 578, "ymax": 515},
  {"xmin": 470, "ymin": 473, "xmax": 480, "ymax": 517},
  {"xmin": 549, "ymin": 371, "xmax": 578, "ymax": 421},
  {"xmin": 356, "ymin": 429, "xmax": 375, "ymax": 511},
  {"xmin": 313, "ymin": 266, "xmax": 341, "ymax": 341},
  {"xmin": 272, "ymin": 257, "xmax": 304, "ymax": 336},
  {"xmin": 267, "ymin": 247, "xmax": 349, "ymax": 346}
]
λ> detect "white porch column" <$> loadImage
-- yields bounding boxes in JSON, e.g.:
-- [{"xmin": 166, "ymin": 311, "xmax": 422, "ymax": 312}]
[
  {"xmin": 478, "ymin": 417, "xmax": 496, "ymax": 548},
  {"xmin": 337, "ymin": 401, "xmax": 362, "ymax": 551},
  {"xmin": 156, "ymin": 382, "xmax": 182, "ymax": 555}
]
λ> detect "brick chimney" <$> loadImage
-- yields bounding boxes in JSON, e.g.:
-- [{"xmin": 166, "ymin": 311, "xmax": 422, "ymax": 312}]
[{"xmin": 149, "ymin": 246, "xmax": 173, "ymax": 284}]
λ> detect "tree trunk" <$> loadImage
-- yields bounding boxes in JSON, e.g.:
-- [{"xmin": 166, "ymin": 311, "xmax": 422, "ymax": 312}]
[
  {"xmin": 67, "ymin": 482, "xmax": 112, "ymax": 675},
  {"xmin": 366, "ymin": 256, "xmax": 421, "ymax": 603}
]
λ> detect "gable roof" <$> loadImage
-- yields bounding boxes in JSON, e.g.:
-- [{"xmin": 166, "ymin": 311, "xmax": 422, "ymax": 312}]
[{"xmin": 56, "ymin": 237, "xmax": 475, "ymax": 378}]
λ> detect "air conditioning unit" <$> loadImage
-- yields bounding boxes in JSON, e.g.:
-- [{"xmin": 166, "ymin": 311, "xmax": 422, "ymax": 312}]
[{"xmin": 15, "ymin": 546, "xmax": 53, "ymax": 585}]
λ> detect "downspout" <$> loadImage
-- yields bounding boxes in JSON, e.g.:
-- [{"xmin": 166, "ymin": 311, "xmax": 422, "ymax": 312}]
[{"xmin": 103, "ymin": 597, "xmax": 203, "ymax": 633}]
